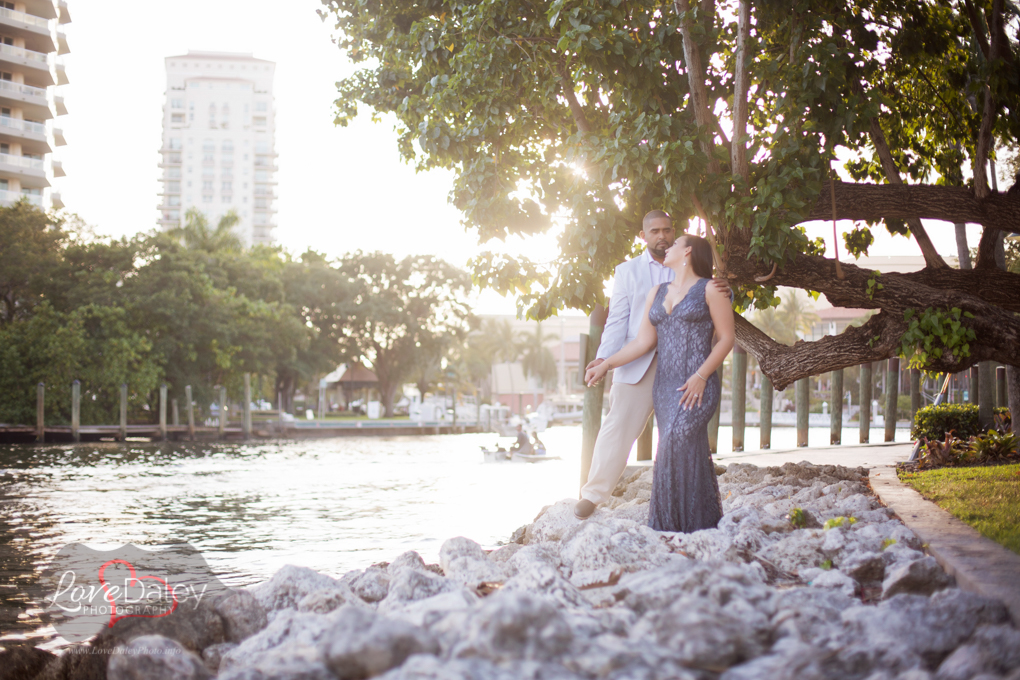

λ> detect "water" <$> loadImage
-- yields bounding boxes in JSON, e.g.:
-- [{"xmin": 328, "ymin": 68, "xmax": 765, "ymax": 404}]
[{"xmin": 0, "ymin": 424, "xmax": 910, "ymax": 647}]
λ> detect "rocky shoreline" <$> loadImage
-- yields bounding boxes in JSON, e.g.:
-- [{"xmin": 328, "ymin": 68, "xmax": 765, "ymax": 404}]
[{"xmin": 10, "ymin": 461, "xmax": 1020, "ymax": 680}]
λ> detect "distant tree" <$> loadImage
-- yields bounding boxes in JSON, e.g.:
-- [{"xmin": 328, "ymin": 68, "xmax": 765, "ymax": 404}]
[
  {"xmin": 482, "ymin": 319, "xmax": 521, "ymax": 363},
  {"xmin": 0, "ymin": 200, "xmax": 64, "ymax": 325},
  {"xmin": 518, "ymin": 322, "xmax": 559, "ymax": 390},
  {"xmin": 167, "ymin": 208, "xmax": 244, "ymax": 254},
  {"xmin": 749, "ymin": 307, "xmax": 795, "ymax": 347},
  {"xmin": 339, "ymin": 252, "xmax": 473, "ymax": 416},
  {"xmin": 777, "ymin": 292, "xmax": 821, "ymax": 342}
]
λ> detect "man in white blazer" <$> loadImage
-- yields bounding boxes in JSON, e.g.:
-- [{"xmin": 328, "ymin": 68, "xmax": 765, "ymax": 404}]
[{"xmin": 575, "ymin": 210, "xmax": 726, "ymax": 519}]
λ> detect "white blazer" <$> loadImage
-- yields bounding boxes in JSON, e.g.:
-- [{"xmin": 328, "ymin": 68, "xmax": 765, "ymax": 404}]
[{"xmin": 596, "ymin": 250, "xmax": 674, "ymax": 385}]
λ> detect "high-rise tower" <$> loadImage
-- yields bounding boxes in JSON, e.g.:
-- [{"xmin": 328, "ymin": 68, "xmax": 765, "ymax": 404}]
[
  {"xmin": 158, "ymin": 51, "xmax": 277, "ymax": 246},
  {"xmin": 0, "ymin": 0, "xmax": 70, "ymax": 211}
]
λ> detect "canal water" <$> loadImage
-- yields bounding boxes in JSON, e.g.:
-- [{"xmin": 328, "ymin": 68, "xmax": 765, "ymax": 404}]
[{"xmin": 0, "ymin": 424, "xmax": 910, "ymax": 648}]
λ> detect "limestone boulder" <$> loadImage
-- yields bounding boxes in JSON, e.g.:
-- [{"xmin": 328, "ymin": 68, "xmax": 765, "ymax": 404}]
[
  {"xmin": 107, "ymin": 635, "xmax": 211, "ymax": 680},
  {"xmin": 882, "ymin": 557, "xmax": 954, "ymax": 599},
  {"xmin": 322, "ymin": 605, "xmax": 440, "ymax": 680}
]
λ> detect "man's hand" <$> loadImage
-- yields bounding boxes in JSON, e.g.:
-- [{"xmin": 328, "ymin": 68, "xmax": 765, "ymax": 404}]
[
  {"xmin": 709, "ymin": 278, "xmax": 731, "ymax": 295},
  {"xmin": 585, "ymin": 358, "xmax": 605, "ymax": 372}
]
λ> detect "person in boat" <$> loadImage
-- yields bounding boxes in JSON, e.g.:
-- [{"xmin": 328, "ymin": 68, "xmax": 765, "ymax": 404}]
[
  {"xmin": 532, "ymin": 432, "xmax": 547, "ymax": 456},
  {"xmin": 510, "ymin": 423, "xmax": 534, "ymax": 455}
]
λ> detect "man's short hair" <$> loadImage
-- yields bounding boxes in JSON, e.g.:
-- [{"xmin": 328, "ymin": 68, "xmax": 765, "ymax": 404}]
[{"xmin": 642, "ymin": 210, "xmax": 671, "ymax": 228}]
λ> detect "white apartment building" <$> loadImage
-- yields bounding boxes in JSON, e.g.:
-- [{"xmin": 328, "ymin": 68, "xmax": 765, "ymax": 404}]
[
  {"xmin": 158, "ymin": 51, "xmax": 277, "ymax": 246},
  {"xmin": 0, "ymin": 0, "xmax": 69, "ymax": 211}
]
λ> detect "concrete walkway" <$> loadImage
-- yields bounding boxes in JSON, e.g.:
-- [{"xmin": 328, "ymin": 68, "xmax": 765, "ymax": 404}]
[{"xmin": 871, "ymin": 464, "xmax": 1020, "ymax": 624}]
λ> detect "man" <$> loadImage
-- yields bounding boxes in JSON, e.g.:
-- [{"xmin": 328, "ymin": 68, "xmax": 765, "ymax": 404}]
[
  {"xmin": 511, "ymin": 423, "xmax": 534, "ymax": 455},
  {"xmin": 574, "ymin": 210, "xmax": 727, "ymax": 519}
]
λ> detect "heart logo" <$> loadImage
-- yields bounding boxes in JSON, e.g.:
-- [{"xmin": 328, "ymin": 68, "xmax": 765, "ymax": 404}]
[{"xmin": 98, "ymin": 559, "xmax": 178, "ymax": 627}]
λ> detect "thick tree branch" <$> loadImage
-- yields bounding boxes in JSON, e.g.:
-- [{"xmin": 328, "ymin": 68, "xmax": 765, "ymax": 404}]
[
  {"xmin": 963, "ymin": 0, "xmax": 991, "ymax": 59},
  {"xmin": 868, "ymin": 117, "xmax": 948, "ymax": 268},
  {"xmin": 734, "ymin": 312, "xmax": 907, "ymax": 391},
  {"xmin": 731, "ymin": 0, "xmax": 750, "ymax": 185},
  {"xmin": 557, "ymin": 63, "xmax": 591, "ymax": 135},
  {"xmin": 803, "ymin": 181, "xmax": 1020, "ymax": 233},
  {"xmin": 675, "ymin": 0, "xmax": 720, "ymax": 173}
]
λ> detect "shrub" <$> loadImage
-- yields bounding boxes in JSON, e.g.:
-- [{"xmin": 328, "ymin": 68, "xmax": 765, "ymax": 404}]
[
  {"xmin": 912, "ymin": 403, "xmax": 1010, "ymax": 441},
  {"xmin": 917, "ymin": 433, "xmax": 970, "ymax": 469},
  {"xmin": 968, "ymin": 430, "xmax": 1020, "ymax": 463}
]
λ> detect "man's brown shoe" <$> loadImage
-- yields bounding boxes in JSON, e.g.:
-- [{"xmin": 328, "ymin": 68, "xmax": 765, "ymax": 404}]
[{"xmin": 574, "ymin": 499, "xmax": 596, "ymax": 520}]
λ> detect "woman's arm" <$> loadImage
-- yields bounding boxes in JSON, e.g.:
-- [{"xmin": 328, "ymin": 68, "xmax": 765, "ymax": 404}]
[
  {"xmin": 677, "ymin": 283, "xmax": 736, "ymax": 409},
  {"xmin": 585, "ymin": 286, "xmax": 659, "ymax": 386}
]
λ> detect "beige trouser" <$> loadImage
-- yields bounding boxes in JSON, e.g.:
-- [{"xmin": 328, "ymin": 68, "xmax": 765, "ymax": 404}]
[{"xmin": 580, "ymin": 356, "xmax": 656, "ymax": 505}]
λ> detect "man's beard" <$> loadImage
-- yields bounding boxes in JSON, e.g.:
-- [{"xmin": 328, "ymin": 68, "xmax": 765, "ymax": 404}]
[{"xmin": 649, "ymin": 243, "xmax": 670, "ymax": 259}]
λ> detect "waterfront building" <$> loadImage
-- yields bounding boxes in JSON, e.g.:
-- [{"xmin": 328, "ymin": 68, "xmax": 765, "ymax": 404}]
[
  {"xmin": 0, "ymin": 0, "xmax": 70, "ymax": 211},
  {"xmin": 158, "ymin": 51, "xmax": 277, "ymax": 246}
]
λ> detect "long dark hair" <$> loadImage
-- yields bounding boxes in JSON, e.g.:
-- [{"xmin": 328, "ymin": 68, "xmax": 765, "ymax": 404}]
[{"xmin": 681, "ymin": 234, "xmax": 714, "ymax": 279}]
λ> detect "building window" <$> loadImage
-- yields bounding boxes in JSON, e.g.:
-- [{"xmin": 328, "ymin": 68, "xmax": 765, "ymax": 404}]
[
  {"xmin": 202, "ymin": 180, "xmax": 213, "ymax": 191},
  {"xmin": 203, "ymin": 153, "xmax": 214, "ymax": 164},
  {"xmin": 167, "ymin": 181, "xmax": 181, "ymax": 192},
  {"xmin": 255, "ymin": 141, "xmax": 270, "ymax": 154},
  {"xmin": 222, "ymin": 195, "xmax": 232, "ymax": 204},
  {"xmin": 172, "ymin": 99, "xmax": 184, "ymax": 109},
  {"xmin": 202, "ymin": 194, "xmax": 213, "ymax": 203},
  {"xmin": 255, "ymin": 101, "xmax": 268, "ymax": 112},
  {"xmin": 168, "ymin": 167, "xmax": 181, "ymax": 178},
  {"xmin": 203, "ymin": 139, "xmax": 215, "ymax": 152},
  {"xmin": 254, "ymin": 170, "xmax": 268, "ymax": 182},
  {"xmin": 221, "ymin": 181, "xmax": 232, "ymax": 192},
  {"xmin": 253, "ymin": 116, "xmax": 267, "ymax": 128},
  {"xmin": 169, "ymin": 138, "xmax": 182, "ymax": 150},
  {"xmin": 255, "ymin": 198, "xmax": 268, "ymax": 209},
  {"xmin": 171, "ymin": 113, "xmax": 185, "ymax": 124},
  {"xmin": 168, "ymin": 196, "xmax": 181, "ymax": 206},
  {"xmin": 222, "ymin": 140, "xmax": 234, "ymax": 152}
]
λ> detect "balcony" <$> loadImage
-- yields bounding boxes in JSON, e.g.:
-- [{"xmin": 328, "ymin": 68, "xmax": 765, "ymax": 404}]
[
  {"xmin": 59, "ymin": 0, "xmax": 70, "ymax": 24},
  {"xmin": 0, "ymin": 115, "xmax": 50, "ymax": 153},
  {"xmin": 50, "ymin": 191, "xmax": 62, "ymax": 209},
  {"xmin": 55, "ymin": 60, "xmax": 67, "ymax": 86},
  {"xmin": 0, "ymin": 43, "xmax": 55, "ymax": 85},
  {"xmin": 51, "ymin": 159, "xmax": 63, "ymax": 177},
  {"xmin": 0, "ymin": 7, "xmax": 54, "ymax": 50},
  {"xmin": 0, "ymin": 189, "xmax": 43, "ymax": 207},
  {"xmin": 0, "ymin": 151, "xmax": 47, "ymax": 186},
  {"xmin": 53, "ymin": 94, "xmax": 66, "ymax": 116},
  {"xmin": 52, "ymin": 126, "xmax": 65, "ymax": 146}
]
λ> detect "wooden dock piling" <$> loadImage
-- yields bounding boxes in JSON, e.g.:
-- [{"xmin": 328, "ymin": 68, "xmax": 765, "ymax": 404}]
[
  {"xmin": 795, "ymin": 377, "xmax": 808, "ymax": 447},
  {"xmin": 708, "ymin": 366, "xmax": 723, "ymax": 454},
  {"xmin": 979, "ymin": 361, "xmax": 995, "ymax": 428},
  {"xmin": 910, "ymin": 369, "xmax": 921, "ymax": 423},
  {"xmin": 859, "ymin": 363, "xmax": 872, "ymax": 443},
  {"xmin": 119, "ymin": 383, "xmax": 127, "ymax": 441},
  {"xmin": 71, "ymin": 380, "xmax": 80, "ymax": 443},
  {"xmin": 36, "ymin": 383, "xmax": 44, "ymax": 443},
  {"xmin": 830, "ymin": 369, "xmax": 843, "ymax": 445},
  {"xmin": 759, "ymin": 375, "xmax": 772, "ymax": 449},
  {"xmin": 243, "ymin": 373, "xmax": 252, "ymax": 439},
  {"xmin": 732, "ymin": 346, "xmax": 747, "ymax": 452},
  {"xmin": 885, "ymin": 358, "xmax": 899, "ymax": 442},
  {"xmin": 185, "ymin": 385, "xmax": 195, "ymax": 441},
  {"xmin": 997, "ymin": 366, "xmax": 1007, "ymax": 409},
  {"xmin": 218, "ymin": 386, "xmax": 226, "ymax": 438},
  {"xmin": 636, "ymin": 414, "xmax": 653, "ymax": 461},
  {"xmin": 579, "ymin": 305, "xmax": 607, "ymax": 493},
  {"xmin": 159, "ymin": 384, "xmax": 168, "ymax": 441}
]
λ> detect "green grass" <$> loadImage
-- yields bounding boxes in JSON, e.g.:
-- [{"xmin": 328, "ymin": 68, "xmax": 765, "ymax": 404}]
[{"xmin": 899, "ymin": 464, "xmax": 1020, "ymax": 555}]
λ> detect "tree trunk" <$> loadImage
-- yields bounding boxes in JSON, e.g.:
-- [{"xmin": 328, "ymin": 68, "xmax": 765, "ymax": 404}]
[
  {"xmin": 955, "ymin": 224, "xmax": 971, "ymax": 269},
  {"xmin": 1008, "ymin": 366, "xmax": 1020, "ymax": 440}
]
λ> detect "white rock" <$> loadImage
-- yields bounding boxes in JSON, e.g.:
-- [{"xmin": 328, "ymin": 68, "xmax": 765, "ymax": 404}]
[
  {"xmin": 936, "ymin": 624, "xmax": 1020, "ymax": 680},
  {"xmin": 439, "ymin": 536, "xmax": 506, "ymax": 585},
  {"xmin": 388, "ymin": 551, "xmax": 430, "ymax": 574},
  {"xmin": 525, "ymin": 499, "xmax": 582, "ymax": 544},
  {"xmin": 806, "ymin": 568, "xmax": 859, "ymax": 598},
  {"xmin": 882, "ymin": 557, "xmax": 953, "ymax": 599},
  {"xmin": 248, "ymin": 565, "xmax": 347, "ymax": 615},
  {"xmin": 107, "ymin": 635, "xmax": 211, "ymax": 680},
  {"xmin": 381, "ymin": 567, "xmax": 458, "ymax": 607},
  {"xmin": 452, "ymin": 590, "xmax": 573, "ymax": 662},
  {"xmin": 215, "ymin": 589, "xmax": 268, "ymax": 643},
  {"xmin": 350, "ymin": 566, "xmax": 391, "ymax": 603},
  {"xmin": 322, "ymin": 605, "xmax": 440, "ymax": 680},
  {"xmin": 218, "ymin": 608, "xmax": 339, "ymax": 673}
]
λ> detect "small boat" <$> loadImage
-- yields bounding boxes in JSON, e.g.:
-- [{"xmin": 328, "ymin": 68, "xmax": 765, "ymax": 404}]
[{"xmin": 480, "ymin": 446, "xmax": 560, "ymax": 463}]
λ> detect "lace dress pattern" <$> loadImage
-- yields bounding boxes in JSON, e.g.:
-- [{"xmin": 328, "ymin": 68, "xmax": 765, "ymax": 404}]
[{"xmin": 647, "ymin": 278, "xmax": 724, "ymax": 533}]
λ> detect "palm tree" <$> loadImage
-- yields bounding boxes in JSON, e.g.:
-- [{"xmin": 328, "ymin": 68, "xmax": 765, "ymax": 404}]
[
  {"xmin": 480, "ymin": 318, "xmax": 521, "ymax": 363},
  {"xmin": 168, "ymin": 208, "xmax": 244, "ymax": 253},
  {"xmin": 750, "ymin": 306, "xmax": 796, "ymax": 346},
  {"xmin": 518, "ymin": 322, "xmax": 559, "ymax": 389},
  {"xmin": 777, "ymin": 290, "xmax": 820, "ymax": 341}
]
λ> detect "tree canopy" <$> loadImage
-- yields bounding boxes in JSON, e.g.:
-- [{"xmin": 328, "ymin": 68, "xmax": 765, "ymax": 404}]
[
  {"xmin": 322, "ymin": 0, "xmax": 1020, "ymax": 390},
  {"xmin": 0, "ymin": 205, "xmax": 473, "ymax": 425}
]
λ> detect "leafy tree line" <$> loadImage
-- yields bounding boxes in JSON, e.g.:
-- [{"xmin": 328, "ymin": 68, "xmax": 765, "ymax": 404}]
[
  {"xmin": 0, "ymin": 203, "xmax": 473, "ymax": 424},
  {"xmin": 322, "ymin": 0, "xmax": 1020, "ymax": 429}
]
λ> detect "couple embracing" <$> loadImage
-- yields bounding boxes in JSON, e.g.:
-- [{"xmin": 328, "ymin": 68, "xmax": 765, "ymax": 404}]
[{"xmin": 576, "ymin": 210, "xmax": 735, "ymax": 534}]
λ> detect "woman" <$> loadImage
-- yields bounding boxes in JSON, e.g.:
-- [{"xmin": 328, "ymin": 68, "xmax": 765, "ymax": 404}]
[{"xmin": 585, "ymin": 234, "xmax": 735, "ymax": 532}]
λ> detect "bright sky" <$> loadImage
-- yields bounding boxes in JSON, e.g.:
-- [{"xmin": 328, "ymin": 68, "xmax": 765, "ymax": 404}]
[{"xmin": 56, "ymin": 1, "xmax": 998, "ymax": 317}]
